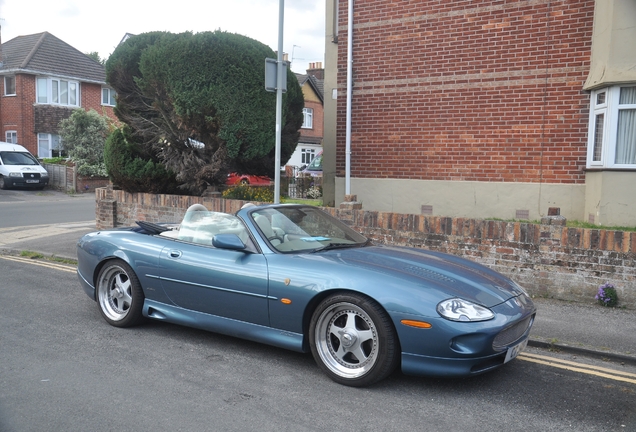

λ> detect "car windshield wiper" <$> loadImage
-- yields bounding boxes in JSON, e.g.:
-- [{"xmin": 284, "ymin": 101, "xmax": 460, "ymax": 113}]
[{"xmin": 309, "ymin": 239, "xmax": 372, "ymax": 253}]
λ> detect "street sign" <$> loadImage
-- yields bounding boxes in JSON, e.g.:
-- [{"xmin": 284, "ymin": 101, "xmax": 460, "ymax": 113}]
[{"xmin": 265, "ymin": 58, "xmax": 288, "ymax": 93}]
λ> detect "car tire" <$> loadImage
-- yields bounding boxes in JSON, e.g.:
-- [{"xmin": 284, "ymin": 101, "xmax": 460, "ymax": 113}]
[
  {"xmin": 309, "ymin": 293, "xmax": 399, "ymax": 387},
  {"xmin": 96, "ymin": 260, "xmax": 145, "ymax": 327},
  {"xmin": 240, "ymin": 178, "xmax": 249, "ymax": 186},
  {"xmin": 0, "ymin": 176, "xmax": 8, "ymax": 190}
]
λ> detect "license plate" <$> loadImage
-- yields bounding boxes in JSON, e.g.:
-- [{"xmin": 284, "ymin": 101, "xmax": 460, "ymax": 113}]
[
  {"xmin": 26, "ymin": 180, "xmax": 39, "ymax": 184},
  {"xmin": 504, "ymin": 338, "xmax": 528, "ymax": 363}
]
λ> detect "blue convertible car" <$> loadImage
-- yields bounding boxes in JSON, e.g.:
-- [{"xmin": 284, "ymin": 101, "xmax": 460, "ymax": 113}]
[{"xmin": 77, "ymin": 203, "xmax": 535, "ymax": 387}]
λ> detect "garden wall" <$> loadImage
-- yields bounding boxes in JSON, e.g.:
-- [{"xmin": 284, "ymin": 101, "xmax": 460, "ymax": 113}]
[{"xmin": 95, "ymin": 188, "xmax": 636, "ymax": 309}]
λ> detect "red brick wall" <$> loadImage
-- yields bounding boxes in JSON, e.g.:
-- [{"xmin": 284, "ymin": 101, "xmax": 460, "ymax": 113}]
[
  {"xmin": 94, "ymin": 189, "xmax": 636, "ymax": 309},
  {"xmin": 302, "ymin": 99, "xmax": 324, "ymax": 139},
  {"xmin": 336, "ymin": 0, "xmax": 594, "ymax": 184},
  {"xmin": 1, "ymin": 75, "xmax": 37, "ymax": 153}
]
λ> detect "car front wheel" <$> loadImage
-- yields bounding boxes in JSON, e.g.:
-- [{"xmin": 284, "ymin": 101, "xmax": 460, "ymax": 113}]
[
  {"xmin": 96, "ymin": 260, "xmax": 145, "ymax": 327},
  {"xmin": 309, "ymin": 293, "xmax": 399, "ymax": 387},
  {"xmin": 0, "ymin": 176, "xmax": 8, "ymax": 190}
]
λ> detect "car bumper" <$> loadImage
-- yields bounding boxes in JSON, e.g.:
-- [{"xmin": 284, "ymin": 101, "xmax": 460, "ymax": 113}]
[
  {"xmin": 401, "ymin": 336, "xmax": 528, "ymax": 377},
  {"xmin": 77, "ymin": 269, "xmax": 96, "ymax": 300},
  {"xmin": 396, "ymin": 296, "xmax": 535, "ymax": 377},
  {"xmin": 4, "ymin": 177, "xmax": 49, "ymax": 188}
]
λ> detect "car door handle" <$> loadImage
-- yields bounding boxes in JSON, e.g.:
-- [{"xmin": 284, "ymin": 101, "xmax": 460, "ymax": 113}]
[{"xmin": 169, "ymin": 250, "xmax": 182, "ymax": 258}]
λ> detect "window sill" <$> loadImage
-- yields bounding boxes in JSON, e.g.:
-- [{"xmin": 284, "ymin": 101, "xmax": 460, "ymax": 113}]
[{"xmin": 584, "ymin": 167, "xmax": 636, "ymax": 172}]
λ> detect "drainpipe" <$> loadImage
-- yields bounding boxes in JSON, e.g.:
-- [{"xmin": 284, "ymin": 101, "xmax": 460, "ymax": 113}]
[{"xmin": 345, "ymin": 0, "xmax": 353, "ymax": 195}]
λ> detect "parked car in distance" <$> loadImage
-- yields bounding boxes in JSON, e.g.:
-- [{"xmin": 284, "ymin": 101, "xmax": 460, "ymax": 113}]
[
  {"xmin": 300, "ymin": 151, "xmax": 322, "ymax": 177},
  {"xmin": 0, "ymin": 142, "xmax": 49, "ymax": 190},
  {"xmin": 77, "ymin": 203, "xmax": 536, "ymax": 387},
  {"xmin": 226, "ymin": 172, "xmax": 272, "ymax": 186}
]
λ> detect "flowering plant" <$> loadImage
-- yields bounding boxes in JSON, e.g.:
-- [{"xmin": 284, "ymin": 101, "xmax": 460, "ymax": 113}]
[
  {"xmin": 595, "ymin": 283, "xmax": 618, "ymax": 307},
  {"xmin": 307, "ymin": 186, "xmax": 323, "ymax": 199}
]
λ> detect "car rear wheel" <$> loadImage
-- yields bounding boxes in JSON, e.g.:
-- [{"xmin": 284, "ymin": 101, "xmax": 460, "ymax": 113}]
[
  {"xmin": 96, "ymin": 260, "xmax": 145, "ymax": 327},
  {"xmin": 309, "ymin": 293, "xmax": 399, "ymax": 387}
]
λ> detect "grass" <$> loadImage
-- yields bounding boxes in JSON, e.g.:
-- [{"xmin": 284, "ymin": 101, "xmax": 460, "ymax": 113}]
[
  {"xmin": 484, "ymin": 217, "xmax": 636, "ymax": 232},
  {"xmin": 20, "ymin": 250, "xmax": 77, "ymax": 265},
  {"xmin": 281, "ymin": 198, "xmax": 322, "ymax": 206}
]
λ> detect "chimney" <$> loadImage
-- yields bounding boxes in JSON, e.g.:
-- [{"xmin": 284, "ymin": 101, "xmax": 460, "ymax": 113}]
[{"xmin": 306, "ymin": 62, "xmax": 324, "ymax": 80}]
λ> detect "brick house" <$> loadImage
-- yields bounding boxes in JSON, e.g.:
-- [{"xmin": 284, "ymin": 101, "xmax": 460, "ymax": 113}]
[
  {"xmin": 287, "ymin": 63, "xmax": 325, "ymax": 169},
  {"xmin": 323, "ymin": 0, "xmax": 636, "ymax": 227},
  {"xmin": 0, "ymin": 31, "xmax": 116, "ymax": 157}
]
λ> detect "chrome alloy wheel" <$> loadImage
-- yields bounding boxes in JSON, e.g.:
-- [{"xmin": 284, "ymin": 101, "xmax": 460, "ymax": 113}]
[
  {"xmin": 314, "ymin": 302, "xmax": 380, "ymax": 379},
  {"xmin": 98, "ymin": 264, "xmax": 134, "ymax": 322}
]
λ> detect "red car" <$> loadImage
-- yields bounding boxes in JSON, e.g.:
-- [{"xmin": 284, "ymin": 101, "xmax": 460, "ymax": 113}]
[{"xmin": 226, "ymin": 173, "xmax": 272, "ymax": 186}]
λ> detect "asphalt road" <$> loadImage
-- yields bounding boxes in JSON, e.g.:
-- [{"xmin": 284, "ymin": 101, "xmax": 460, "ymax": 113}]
[
  {"xmin": 0, "ymin": 188, "xmax": 95, "ymax": 228},
  {"xmin": 1, "ymin": 255, "xmax": 635, "ymax": 432}
]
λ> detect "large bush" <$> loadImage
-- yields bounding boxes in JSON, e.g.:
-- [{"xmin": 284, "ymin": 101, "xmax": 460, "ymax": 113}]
[
  {"xmin": 104, "ymin": 126, "xmax": 182, "ymax": 194},
  {"xmin": 59, "ymin": 109, "xmax": 111, "ymax": 177},
  {"xmin": 106, "ymin": 31, "xmax": 304, "ymax": 195}
]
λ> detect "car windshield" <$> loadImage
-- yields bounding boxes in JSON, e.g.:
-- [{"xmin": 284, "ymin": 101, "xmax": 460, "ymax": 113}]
[
  {"xmin": 249, "ymin": 206, "xmax": 368, "ymax": 253},
  {"xmin": 306, "ymin": 153, "xmax": 322, "ymax": 171},
  {"xmin": 0, "ymin": 151, "xmax": 39, "ymax": 166}
]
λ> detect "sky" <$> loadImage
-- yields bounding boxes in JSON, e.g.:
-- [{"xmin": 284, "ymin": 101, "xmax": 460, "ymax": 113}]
[{"xmin": 0, "ymin": 0, "xmax": 325, "ymax": 74}]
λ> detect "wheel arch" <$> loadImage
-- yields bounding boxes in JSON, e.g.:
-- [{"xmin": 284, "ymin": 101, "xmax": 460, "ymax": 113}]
[
  {"xmin": 300, "ymin": 288, "xmax": 401, "ymax": 354},
  {"xmin": 91, "ymin": 251, "xmax": 134, "ymax": 292}
]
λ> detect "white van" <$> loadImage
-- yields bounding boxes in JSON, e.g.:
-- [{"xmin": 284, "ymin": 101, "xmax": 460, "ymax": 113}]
[{"xmin": 0, "ymin": 142, "xmax": 50, "ymax": 190}]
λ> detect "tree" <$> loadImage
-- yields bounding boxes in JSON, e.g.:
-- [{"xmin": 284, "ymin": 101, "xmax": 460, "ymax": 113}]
[
  {"xmin": 85, "ymin": 51, "xmax": 105, "ymax": 65},
  {"xmin": 104, "ymin": 126, "xmax": 181, "ymax": 194},
  {"xmin": 105, "ymin": 31, "xmax": 304, "ymax": 195},
  {"xmin": 59, "ymin": 109, "xmax": 111, "ymax": 177}
]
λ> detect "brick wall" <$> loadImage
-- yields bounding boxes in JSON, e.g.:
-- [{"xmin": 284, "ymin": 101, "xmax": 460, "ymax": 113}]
[
  {"xmin": 335, "ymin": 0, "xmax": 594, "ymax": 184},
  {"xmin": 95, "ymin": 188, "xmax": 635, "ymax": 309}
]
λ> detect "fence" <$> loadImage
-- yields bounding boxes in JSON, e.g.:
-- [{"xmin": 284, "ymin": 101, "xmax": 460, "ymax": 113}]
[{"xmin": 43, "ymin": 163, "xmax": 109, "ymax": 193}]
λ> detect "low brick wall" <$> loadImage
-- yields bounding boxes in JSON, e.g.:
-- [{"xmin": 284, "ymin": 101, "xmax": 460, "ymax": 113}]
[{"xmin": 96, "ymin": 188, "xmax": 636, "ymax": 309}]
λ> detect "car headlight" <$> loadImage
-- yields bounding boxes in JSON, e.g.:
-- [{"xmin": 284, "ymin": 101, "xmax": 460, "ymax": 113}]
[
  {"xmin": 437, "ymin": 298, "xmax": 494, "ymax": 322},
  {"xmin": 41, "ymin": 172, "xmax": 49, "ymax": 178},
  {"xmin": 8, "ymin": 172, "xmax": 22, "ymax": 177}
]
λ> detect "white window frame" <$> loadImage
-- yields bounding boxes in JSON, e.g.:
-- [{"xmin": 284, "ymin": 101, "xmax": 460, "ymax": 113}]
[
  {"xmin": 302, "ymin": 107, "xmax": 313, "ymax": 129},
  {"xmin": 102, "ymin": 87, "xmax": 116, "ymax": 106},
  {"xmin": 5, "ymin": 131, "xmax": 17, "ymax": 143},
  {"xmin": 4, "ymin": 76, "xmax": 16, "ymax": 96},
  {"xmin": 301, "ymin": 147, "xmax": 316, "ymax": 164},
  {"xmin": 37, "ymin": 133, "xmax": 65, "ymax": 158},
  {"xmin": 36, "ymin": 77, "xmax": 80, "ymax": 107},
  {"xmin": 587, "ymin": 86, "xmax": 636, "ymax": 169}
]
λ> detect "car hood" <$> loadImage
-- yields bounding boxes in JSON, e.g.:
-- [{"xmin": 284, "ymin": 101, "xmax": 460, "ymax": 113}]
[{"xmin": 320, "ymin": 245, "xmax": 526, "ymax": 307}]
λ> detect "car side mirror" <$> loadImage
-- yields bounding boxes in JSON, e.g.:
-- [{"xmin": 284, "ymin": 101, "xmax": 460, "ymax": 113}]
[{"xmin": 212, "ymin": 234, "xmax": 246, "ymax": 251}]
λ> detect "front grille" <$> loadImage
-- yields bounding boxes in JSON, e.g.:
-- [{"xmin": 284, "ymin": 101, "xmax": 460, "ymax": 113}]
[
  {"xmin": 492, "ymin": 314, "xmax": 534, "ymax": 351},
  {"xmin": 21, "ymin": 172, "xmax": 41, "ymax": 179}
]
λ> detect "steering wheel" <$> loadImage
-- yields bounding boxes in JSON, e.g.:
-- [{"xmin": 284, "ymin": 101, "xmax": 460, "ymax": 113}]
[{"xmin": 268, "ymin": 235, "xmax": 284, "ymax": 243}]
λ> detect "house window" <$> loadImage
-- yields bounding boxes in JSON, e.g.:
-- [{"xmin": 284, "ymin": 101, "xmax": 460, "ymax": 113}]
[
  {"xmin": 36, "ymin": 77, "xmax": 79, "ymax": 107},
  {"xmin": 302, "ymin": 108, "xmax": 313, "ymax": 129},
  {"xmin": 102, "ymin": 88, "xmax": 116, "ymax": 106},
  {"xmin": 588, "ymin": 86, "xmax": 636, "ymax": 168},
  {"xmin": 4, "ymin": 76, "xmax": 16, "ymax": 96},
  {"xmin": 37, "ymin": 133, "xmax": 66, "ymax": 158},
  {"xmin": 5, "ymin": 131, "xmax": 17, "ymax": 143},
  {"xmin": 301, "ymin": 148, "xmax": 316, "ymax": 164}
]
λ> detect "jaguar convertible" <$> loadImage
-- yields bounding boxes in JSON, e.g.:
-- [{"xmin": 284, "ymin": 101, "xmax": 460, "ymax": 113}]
[{"xmin": 77, "ymin": 203, "xmax": 535, "ymax": 387}]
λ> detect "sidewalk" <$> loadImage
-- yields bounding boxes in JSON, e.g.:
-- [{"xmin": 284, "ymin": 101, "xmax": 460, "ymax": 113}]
[{"xmin": 1, "ymin": 222, "xmax": 635, "ymax": 366}]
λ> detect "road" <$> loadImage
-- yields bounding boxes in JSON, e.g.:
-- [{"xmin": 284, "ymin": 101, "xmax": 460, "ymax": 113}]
[
  {"xmin": 1, "ymin": 255, "xmax": 635, "ymax": 432},
  {"xmin": 0, "ymin": 189, "xmax": 95, "ymax": 228}
]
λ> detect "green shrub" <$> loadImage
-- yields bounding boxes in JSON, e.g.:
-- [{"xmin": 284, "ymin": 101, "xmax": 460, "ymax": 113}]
[
  {"xmin": 222, "ymin": 185, "xmax": 274, "ymax": 202},
  {"xmin": 104, "ymin": 126, "xmax": 182, "ymax": 194}
]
